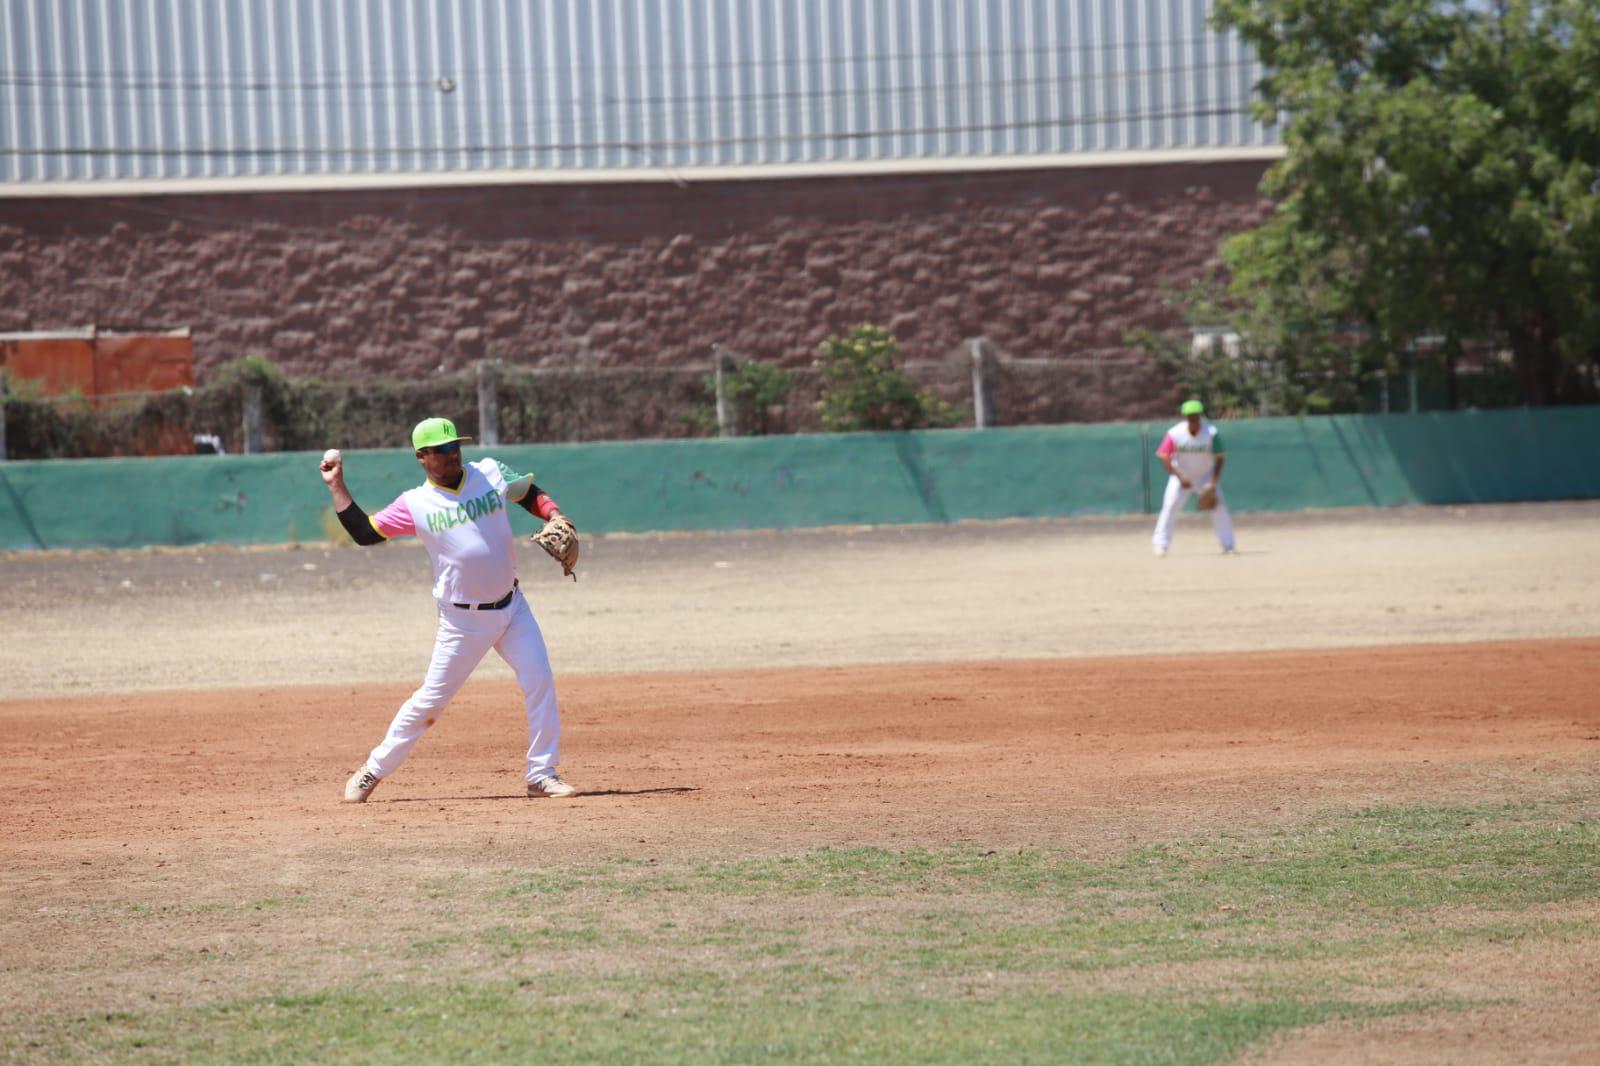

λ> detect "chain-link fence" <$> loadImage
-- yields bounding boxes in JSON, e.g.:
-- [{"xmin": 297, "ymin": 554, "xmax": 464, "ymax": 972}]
[{"xmin": 0, "ymin": 339, "xmax": 1176, "ymax": 459}]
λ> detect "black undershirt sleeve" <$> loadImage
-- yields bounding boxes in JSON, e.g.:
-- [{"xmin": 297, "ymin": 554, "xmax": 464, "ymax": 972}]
[
  {"xmin": 336, "ymin": 501, "xmax": 386, "ymax": 546},
  {"xmin": 515, "ymin": 482, "xmax": 547, "ymax": 517}
]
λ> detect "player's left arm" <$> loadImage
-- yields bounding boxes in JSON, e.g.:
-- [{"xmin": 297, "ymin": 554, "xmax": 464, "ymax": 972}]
[
  {"xmin": 500, "ymin": 464, "xmax": 567, "ymax": 522},
  {"xmin": 1211, "ymin": 432, "xmax": 1226, "ymax": 484}
]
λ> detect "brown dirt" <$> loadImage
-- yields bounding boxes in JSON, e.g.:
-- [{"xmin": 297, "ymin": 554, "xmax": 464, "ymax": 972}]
[
  {"xmin": 4, "ymin": 503, "xmax": 1600, "ymax": 1060},
  {"xmin": 7, "ymin": 640, "xmax": 1599, "ymax": 866}
]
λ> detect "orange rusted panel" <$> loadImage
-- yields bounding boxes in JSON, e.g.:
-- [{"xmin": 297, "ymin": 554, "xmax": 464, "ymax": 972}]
[
  {"xmin": 94, "ymin": 334, "xmax": 195, "ymax": 397},
  {"xmin": 0, "ymin": 334, "xmax": 97, "ymax": 397},
  {"xmin": 1, "ymin": 328, "xmax": 197, "ymax": 456},
  {"xmin": 0, "ymin": 329, "xmax": 193, "ymax": 402}
]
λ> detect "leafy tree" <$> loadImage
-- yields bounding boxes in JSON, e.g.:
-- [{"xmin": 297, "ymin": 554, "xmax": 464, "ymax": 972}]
[
  {"xmin": 1205, "ymin": 0, "xmax": 1600, "ymax": 407},
  {"xmin": 814, "ymin": 325, "xmax": 962, "ymax": 432}
]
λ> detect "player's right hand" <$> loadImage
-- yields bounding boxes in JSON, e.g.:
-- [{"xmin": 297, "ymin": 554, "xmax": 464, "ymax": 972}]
[{"xmin": 320, "ymin": 456, "xmax": 343, "ymax": 485}]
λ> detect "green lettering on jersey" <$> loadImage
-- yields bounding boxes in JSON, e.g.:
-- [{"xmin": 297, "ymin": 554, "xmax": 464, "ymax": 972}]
[{"xmin": 427, "ymin": 490, "xmax": 503, "ymax": 535}]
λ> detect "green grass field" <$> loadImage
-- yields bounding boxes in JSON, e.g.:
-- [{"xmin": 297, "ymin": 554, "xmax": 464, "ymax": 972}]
[{"xmin": 10, "ymin": 795, "xmax": 1596, "ymax": 1065}]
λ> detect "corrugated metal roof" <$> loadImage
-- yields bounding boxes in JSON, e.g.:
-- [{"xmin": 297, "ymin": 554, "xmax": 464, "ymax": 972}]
[{"xmin": 1, "ymin": 0, "xmax": 1277, "ymax": 187}]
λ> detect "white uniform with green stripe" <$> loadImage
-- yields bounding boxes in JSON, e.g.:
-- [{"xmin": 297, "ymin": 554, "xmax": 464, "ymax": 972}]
[
  {"xmin": 1152, "ymin": 420, "xmax": 1236, "ymax": 553},
  {"xmin": 361, "ymin": 457, "xmax": 560, "ymax": 786},
  {"xmin": 399, "ymin": 459, "xmax": 531, "ymax": 606}
]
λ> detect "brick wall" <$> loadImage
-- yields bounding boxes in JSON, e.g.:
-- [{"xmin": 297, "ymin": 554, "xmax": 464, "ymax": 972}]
[{"xmin": 0, "ymin": 159, "xmax": 1270, "ymax": 426}]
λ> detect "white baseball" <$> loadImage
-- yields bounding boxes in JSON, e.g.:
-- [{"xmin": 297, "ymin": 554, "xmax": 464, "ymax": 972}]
[{"xmin": 322, "ymin": 448, "xmax": 342, "ymax": 466}]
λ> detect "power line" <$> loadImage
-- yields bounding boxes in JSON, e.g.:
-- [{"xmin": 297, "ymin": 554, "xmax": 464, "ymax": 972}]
[
  {"xmin": 435, "ymin": 65, "xmax": 1259, "ymax": 151},
  {"xmin": 4, "ymin": 55, "xmax": 1260, "ymax": 105},
  {"xmin": 0, "ymin": 104, "xmax": 1255, "ymax": 160},
  {"xmin": 0, "ymin": 31, "xmax": 1247, "ymax": 92},
  {"xmin": 1, "ymin": 55, "xmax": 1260, "ymax": 133}
]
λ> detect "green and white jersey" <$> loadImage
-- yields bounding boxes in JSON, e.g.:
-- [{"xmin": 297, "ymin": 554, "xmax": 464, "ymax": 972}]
[
  {"xmin": 1157, "ymin": 420, "xmax": 1225, "ymax": 482},
  {"xmin": 371, "ymin": 458, "xmax": 535, "ymax": 604}
]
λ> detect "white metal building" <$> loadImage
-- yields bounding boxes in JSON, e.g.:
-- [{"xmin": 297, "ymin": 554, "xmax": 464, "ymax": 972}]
[{"xmin": 2, "ymin": 0, "xmax": 1277, "ymax": 190}]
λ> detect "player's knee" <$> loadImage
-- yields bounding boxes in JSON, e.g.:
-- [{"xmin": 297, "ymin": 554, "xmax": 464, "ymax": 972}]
[{"xmin": 408, "ymin": 687, "xmax": 455, "ymax": 714}]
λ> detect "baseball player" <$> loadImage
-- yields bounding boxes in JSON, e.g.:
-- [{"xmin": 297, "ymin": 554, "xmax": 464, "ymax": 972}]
[
  {"xmin": 1151, "ymin": 399, "xmax": 1236, "ymax": 556},
  {"xmin": 319, "ymin": 417, "xmax": 581, "ymax": 803}
]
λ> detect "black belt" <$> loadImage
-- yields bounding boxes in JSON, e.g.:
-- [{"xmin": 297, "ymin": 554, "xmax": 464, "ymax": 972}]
[{"xmin": 453, "ymin": 579, "xmax": 517, "ymax": 611}]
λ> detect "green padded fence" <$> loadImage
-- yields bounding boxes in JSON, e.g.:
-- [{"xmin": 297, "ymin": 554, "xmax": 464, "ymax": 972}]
[{"xmin": 1, "ymin": 408, "xmax": 1597, "ymax": 551}]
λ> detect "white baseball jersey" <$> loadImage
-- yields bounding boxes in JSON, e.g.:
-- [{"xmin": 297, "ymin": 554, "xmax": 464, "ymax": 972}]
[
  {"xmin": 1157, "ymin": 420, "xmax": 1225, "ymax": 482},
  {"xmin": 369, "ymin": 458, "xmax": 532, "ymax": 604}
]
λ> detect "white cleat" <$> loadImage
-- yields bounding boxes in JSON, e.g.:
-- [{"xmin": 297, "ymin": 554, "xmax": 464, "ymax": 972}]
[
  {"xmin": 344, "ymin": 768, "xmax": 380, "ymax": 804},
  {"xmin": 1153, "ymin": 546, "xmax": 1168, "ymax": 557},
  {"xmin": 527, "ymin": 774, "xmax": 578, "ymax": 799}
]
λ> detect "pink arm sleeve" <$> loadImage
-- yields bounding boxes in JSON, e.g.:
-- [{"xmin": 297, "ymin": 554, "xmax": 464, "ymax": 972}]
[
  {"xmin": 370, "ymin": 495, "xmax": 416, "ymax": 539},
  {"xmin": 1156, "ymin": 433, "xmax": 1176, "ymax": 459},
  {"xmin": 530, "ymin": 492, "xmax": 562, "ymax": 521}
]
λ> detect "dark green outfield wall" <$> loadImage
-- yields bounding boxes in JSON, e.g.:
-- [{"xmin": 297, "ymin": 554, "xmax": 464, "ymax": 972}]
[{"xmin": 2, "ymin": 408, "xmax": 1597, "ymax": 551}]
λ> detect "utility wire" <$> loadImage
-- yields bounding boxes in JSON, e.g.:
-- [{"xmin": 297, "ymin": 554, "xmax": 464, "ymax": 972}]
[
  {"xmin": 1, "ymin": 56, "xmax": 1262, "ymax": 154},
  {"xmin": 2, "ymin": 58, "xmax": 1260, "ymax": 115},
  {"xmin": 0, "ymin": 104, "xmax": 1254, "ymax": 159},
  {"xmin": 0, "ymin": 31, "xmax": 1246, "ymax": 90}
]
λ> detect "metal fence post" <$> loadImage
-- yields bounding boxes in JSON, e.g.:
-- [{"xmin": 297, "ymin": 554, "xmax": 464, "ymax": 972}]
[
  {"xmin": 713, "ymin": 345, "xmax": 736, "ymax": 438},
  {"xmin": 242, "ymin": 385, "xmax": 262, "ymax": 454},
  {"xmin": 477, "ymin": 360, "xmax": 500, "ymax": 446},
  {"xmin": 969, "ymin": 338, "xmax": 990, "ymax": 430},
  {"xmin": 1140, "ymin": 422, "xmax": 1152, "ymax": 513}
]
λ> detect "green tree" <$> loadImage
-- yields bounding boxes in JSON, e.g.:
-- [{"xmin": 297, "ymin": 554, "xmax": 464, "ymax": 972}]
[
  {"xmin": 814, "ymin": 325, "xmax": 962, "ymax": 432},
  {"xmin": 1207, "ymin": 0, "xmax": 1600, "ymax": 407}
]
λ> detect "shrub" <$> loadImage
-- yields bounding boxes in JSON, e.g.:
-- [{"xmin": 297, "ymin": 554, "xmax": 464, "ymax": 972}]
[
  {"xmin": 686, "ymin": 359, "xmax": 795, "ymax": 436},
  {"xmin": 814, "ymin": 325, "xmax": 961, "ymax": 432}
]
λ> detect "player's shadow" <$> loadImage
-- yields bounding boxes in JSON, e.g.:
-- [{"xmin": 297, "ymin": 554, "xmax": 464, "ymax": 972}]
[{"xmin": 384, "ymin": 786, "xmax": 700, "ymax": 803}]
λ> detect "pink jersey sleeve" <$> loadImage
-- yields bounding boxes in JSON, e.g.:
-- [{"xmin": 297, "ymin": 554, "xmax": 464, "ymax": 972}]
[
  {"xmin": 1156, "ymin": 432, "xmax": 1177, "ymax": 459},
  {"xmin": 370, "ymin": 494, "xmax": 415, "ymax": 539}
]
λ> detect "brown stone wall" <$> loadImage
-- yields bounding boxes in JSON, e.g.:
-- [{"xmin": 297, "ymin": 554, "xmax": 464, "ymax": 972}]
[{"xmin": 0, "ymin": 160, "xmax": 1269, "ymax": 425}]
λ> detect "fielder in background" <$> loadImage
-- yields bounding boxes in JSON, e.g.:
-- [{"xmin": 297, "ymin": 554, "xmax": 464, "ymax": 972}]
[
  {"xmin": 1152, "ymin": 399, "xmax": 1236, "ymax": 557},
  {"xmin": 319, "ymin": 417, "xmax": 581, "ymax": 803}
]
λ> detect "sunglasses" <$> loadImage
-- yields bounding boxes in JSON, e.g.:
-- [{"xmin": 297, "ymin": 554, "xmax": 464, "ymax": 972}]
[{"xmin": 424, "ymin": 441, "xmax": 462, "ymax": 456}]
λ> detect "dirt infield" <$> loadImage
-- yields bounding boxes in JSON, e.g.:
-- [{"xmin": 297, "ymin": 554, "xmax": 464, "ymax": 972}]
[
  {"xmin": 8, "ymin": 640, "xmax": 1599, "ymax": 861},
  {"xmin": 4, "ymin": 502, "xmax": 1599, "ymax": 1062},
  {"xmin": 5, "ymin": 502, "xmax": 1600, "ymax": 698}
]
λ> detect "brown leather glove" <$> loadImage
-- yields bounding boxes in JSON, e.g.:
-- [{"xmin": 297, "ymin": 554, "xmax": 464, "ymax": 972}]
[{"xmin": 532, "ymin": 515, "xmax": 579, "ymax": 581}]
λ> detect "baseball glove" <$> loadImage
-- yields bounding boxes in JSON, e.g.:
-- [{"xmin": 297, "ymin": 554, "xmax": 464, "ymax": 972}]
[
  {"xmin": 533, "ymin": 515, "xmax": 579, "ymax": 581},
  {"xmin": 1196, "ymin": 485, "xmax": 1218, "ymax": 511}
]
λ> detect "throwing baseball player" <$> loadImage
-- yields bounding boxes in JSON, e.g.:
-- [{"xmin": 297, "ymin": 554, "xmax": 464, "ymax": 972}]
[
  {"xmin": 1152, "ymin": 399, "xmax": 1236, "ymax": 556},
  {"xmin": 319, "ymin": 417, "xmax": 582, "ymax": 803}
]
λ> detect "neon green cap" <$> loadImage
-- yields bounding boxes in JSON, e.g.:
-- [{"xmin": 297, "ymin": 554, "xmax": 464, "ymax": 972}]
[
  {"xmin": 411, "ymin": 417, "xmax": 472, "ymax": 451},
  {"xmin": 1180, "ymin": 400, "xmax": 1204, "ymax": 416}
]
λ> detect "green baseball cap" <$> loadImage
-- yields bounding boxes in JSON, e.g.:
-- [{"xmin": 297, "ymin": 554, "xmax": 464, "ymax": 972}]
[
  {"xmin": 411, "ymin": 417, "xmax": 472, "ymax": 451},
  {"xmin": 1180, "ymin": 400, "xmax": 1205, "ymax": 416}
]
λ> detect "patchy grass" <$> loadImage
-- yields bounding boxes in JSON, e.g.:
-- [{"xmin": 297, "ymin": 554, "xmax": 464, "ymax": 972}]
[
  {"xmin": 119, "ymin": 894, "xmax": 313, "ymax": 917},
  {"xmin": 9, "ymin": 984, "xmax": 1449, "ymax": 1066},
  {"xmin": 7, "ymin": 799, "xmax": 1596, "ymax": 1064}
]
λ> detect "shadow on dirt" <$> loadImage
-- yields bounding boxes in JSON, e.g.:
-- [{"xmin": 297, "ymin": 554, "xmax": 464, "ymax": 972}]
[{"xmin": 379, "ymin": 786, "xmax": 701, "ymax": 803}]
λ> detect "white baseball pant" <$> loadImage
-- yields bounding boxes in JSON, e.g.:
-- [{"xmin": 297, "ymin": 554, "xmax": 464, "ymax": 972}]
[
  {"xmin": 362, "ymin": 587, "xmax": 560, "ymax": 785},
  {"xmin": 1152, "ymin": 476, "xmax": 1235, "ymax": 552}
]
